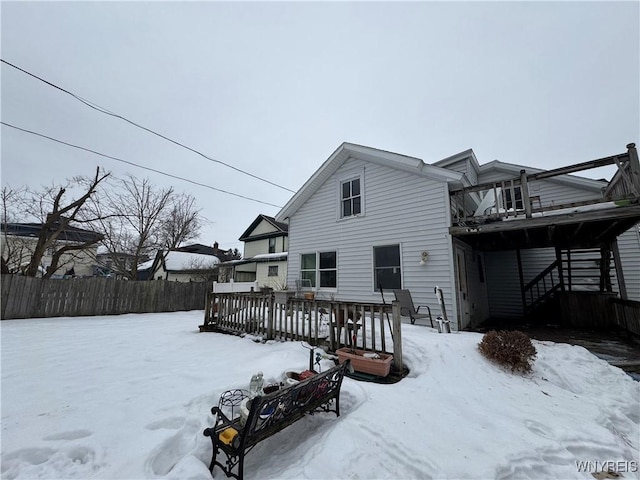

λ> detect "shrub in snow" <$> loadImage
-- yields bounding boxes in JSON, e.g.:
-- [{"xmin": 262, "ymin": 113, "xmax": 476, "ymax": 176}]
[{"xmin": 478, "ymin": 330, "xmax": 537, "ymax": 373}]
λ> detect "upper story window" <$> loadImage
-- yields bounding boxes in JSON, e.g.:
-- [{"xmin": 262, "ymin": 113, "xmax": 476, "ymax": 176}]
[
  {"xmin": 503, "ymin": 186, "xmax": 524, "ymax": 210},
  {"xmin": 341, "ymin": 178, "xmax": 361, "ymax": 218},
  {"xmin": 268, "ymin": 237, "xmax": 276, "ymax": 254}
]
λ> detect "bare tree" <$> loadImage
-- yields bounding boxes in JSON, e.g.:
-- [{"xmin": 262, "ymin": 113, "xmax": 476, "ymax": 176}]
[
  {"xmin": 86, "ymin": 175, "xmax": 203, "ymax": 280},
  {"xmin": 1, "ymin": 168, "xmax": 110, "ymax": 278},
  {"xmin": 1, "ymin": 186, "xmax": 29, "ymax": 274},
  {"xmin": 160, "ymin": 193, "xmax": 202, "ymax": 251},
  {"xmin": 182, "ymin": 255, "xmax": 219, "ymax": 282}
]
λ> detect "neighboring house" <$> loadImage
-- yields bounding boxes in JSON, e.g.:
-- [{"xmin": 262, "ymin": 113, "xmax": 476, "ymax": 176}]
[
  {"xmin": 218, "ymin": 215, "xmax": 288, "ymax": 288},
  {"xmin": 1, "ymin": 222, "xmax": 102, "ymax": 277},
  {"xmin": 147, "ymin": 250, "xmax": 220, "ymax": 282},
  {"xmin": 95, "ymin": 251, "xmax": 144, "ymax": 278},
  {"xmin": 175, "ymin": 242, "xmax": 240, "ymax": 261},
  {"xmin": 275, "ymin": 142, "xmax": 640, "ymax": 330}
]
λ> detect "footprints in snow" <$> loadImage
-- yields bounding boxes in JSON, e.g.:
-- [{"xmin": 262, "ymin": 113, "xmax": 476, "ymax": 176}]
[
  {"xmin": 1, "ymin": 444, "xmax": 100, "ymax": 480},
  {"xmin": 145, "ymin": 416, "xmax": 186, "ymax": 431},
  {"xmin": 43, "ymin": 429, "xmax": 92, "ymax": 441}
]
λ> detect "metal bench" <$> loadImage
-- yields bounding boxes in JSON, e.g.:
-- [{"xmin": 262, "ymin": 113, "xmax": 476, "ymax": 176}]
[{"xmin": 203, "ymin": 360, "xmax": 350, "ymax": 479}]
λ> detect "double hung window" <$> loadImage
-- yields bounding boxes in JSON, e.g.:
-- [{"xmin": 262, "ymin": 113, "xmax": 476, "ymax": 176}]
[
  {"xmin": 503, "ymin": 186, "xmax": 524, "ymax": 210},
  {"xmin": 300, "ymin": 251, "xmax": 337, "ymax": 288},
  {"xmin": 374, "ymin": 245, "xmax": 401, "ymax": 291},
  {"xmin": 341, "ymin": 178, "xmax": 361, "ymax": 218}
]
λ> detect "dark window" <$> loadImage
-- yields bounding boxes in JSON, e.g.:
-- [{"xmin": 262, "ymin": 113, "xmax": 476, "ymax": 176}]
[
  {"xmin": 268, "ymin": 265, "xmax": 278, "ymax": 277},
  {"xmin": 504, "ymin": 186, "xmax": 524, "ymax": 210},
  {"xmin": 268, "ymin": 237, "xmax": 276, "ymax": 254},
  {"xmin": 374, "ymin": 245, "xmax": 401, "ymax": 291},
  {"xmin": 300, "ymin": 251, "xmax": 337, "ymax": 288},
  {"xmin": 341, "ymin": 178, "xmax": 361, "ymax": 218},
  {"xmin": 319, "ymin": 251, "xmax": 337, "ymax": 288}
]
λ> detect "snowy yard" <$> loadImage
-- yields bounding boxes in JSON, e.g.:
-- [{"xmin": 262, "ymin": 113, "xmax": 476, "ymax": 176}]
[{"xmin": 1, "ymin": 311, "xmax": 638, "ymax": 479}]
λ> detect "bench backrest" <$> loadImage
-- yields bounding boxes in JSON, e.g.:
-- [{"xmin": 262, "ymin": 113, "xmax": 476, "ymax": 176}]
[{"xmin": 242, "ymin": 361, "xmax": 349, "ymax": 448}]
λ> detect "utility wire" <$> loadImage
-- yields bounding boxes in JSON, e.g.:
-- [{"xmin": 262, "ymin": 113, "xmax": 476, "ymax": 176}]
[
  {"xmin": 0, "ymin": 58, "xmax": 296, "ymax": 193},
  {"xmin": 1, "ymin": 121, "xmax": 284, "ymax": 209}
]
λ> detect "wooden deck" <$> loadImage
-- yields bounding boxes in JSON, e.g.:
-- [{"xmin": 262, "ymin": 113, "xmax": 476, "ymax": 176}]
[{"xmin": 449, "ymin": 143, "xmax": 640, "ymax": 251}]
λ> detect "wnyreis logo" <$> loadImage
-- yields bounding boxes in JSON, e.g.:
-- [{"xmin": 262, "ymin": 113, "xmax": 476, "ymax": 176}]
[{"xmin": 575, "ymin": 460, "xmax": 638, "ymax": 475}]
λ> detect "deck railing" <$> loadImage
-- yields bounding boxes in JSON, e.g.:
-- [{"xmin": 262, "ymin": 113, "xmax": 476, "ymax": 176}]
[
  {"xmin": 202, "ymin": 291, "xmax": 405, "ymax": 370},
  {"xmin": 610, "ymin": 298, "xmax": 640, "ymax": 337},
  {"xmin": 522, "ymin": 260, "xmax": 562, "ymax": 315},
  {"xmin": 450, "ymin": 143, "xmax": 639, "ymax": 226}
]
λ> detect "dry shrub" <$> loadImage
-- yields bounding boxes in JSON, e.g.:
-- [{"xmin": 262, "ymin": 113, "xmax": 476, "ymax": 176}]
[{"xmin": 478, "ymin": 330, "xmax": 537, "ymax": 373}]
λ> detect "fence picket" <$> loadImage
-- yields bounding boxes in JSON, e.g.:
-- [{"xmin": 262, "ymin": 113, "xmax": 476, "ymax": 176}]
[{"xmin": 1, "ymin": 276, "xmax": 209, "ymax": 319}]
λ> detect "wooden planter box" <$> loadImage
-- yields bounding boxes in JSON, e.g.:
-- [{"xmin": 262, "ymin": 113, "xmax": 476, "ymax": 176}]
[{"xmin": 336, "ymin": 347, "xmax": 393, "ymax": 377}]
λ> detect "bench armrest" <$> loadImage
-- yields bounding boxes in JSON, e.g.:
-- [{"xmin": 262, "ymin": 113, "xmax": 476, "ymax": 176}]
[{"xmin": 210, "ymin": 406, "xmax": 238, "ymax": 431}]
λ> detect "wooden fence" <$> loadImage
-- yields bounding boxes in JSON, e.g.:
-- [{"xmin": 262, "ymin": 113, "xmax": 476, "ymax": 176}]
[
  {"xmin": 1, "ymin": 275, "xmax": 210, "ymax": 320},
  {"xmin": 200, "ymin": 291, "xmax": 405, "ymax": 370}
]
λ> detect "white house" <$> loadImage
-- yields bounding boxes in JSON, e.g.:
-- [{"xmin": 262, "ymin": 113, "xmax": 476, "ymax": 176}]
[
  {"xmin": 275, "ymin": 142, "xmax": 640, "ymax": 330},
  {"xmin": 1, "ymin": 222, "xmax": 102, "ymax": 277},
  {"xmin": 218, "ymin": 215, "xmax": 288, "ymax": 289},
  {"xmin": 147, "ymin": 250, "xmax": 220, "ymax": 282}
]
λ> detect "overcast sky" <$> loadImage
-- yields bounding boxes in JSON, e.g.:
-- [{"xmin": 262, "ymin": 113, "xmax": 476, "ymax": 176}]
[{"xmin": 1, "ymin": 1, "xmax": 638, "ymax": 252}]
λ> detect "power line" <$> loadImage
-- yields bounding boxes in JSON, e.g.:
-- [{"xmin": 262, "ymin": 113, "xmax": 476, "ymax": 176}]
[
  {"xmin": 1, "ymin": 121, "xmax": 284, "ymax": 209},
  {"xmin": 0, "ymin": 58, "xmax": 296, "ymax": 193}
]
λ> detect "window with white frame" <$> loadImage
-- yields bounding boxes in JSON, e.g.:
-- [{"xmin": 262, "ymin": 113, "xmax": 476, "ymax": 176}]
[
  {"xmin": 503, "ymin": 186, "xmax": 524, "ymax": 210},
  {"xmin": 374, "ymin": 244, "xmax": 401, "ymax": 291},
  {"xmin": 340, "ymin": 178, "xmax": 361, "ymax": 218},
  {"xmin": 268, "ymin": 265, "xmax": 278, "ymax": 277},
  {"xmin": 300, "ymin": 251, "xmax": 337, "ymax": 288}
]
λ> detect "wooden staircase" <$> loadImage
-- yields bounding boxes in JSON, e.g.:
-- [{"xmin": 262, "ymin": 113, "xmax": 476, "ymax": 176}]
[{"xmin": 523, "ymin": 247, "xmax": 618, "ymax": 317}]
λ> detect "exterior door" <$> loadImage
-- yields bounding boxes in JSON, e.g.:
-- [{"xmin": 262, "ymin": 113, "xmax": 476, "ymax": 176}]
[{"xmin": 455, "ymin": 246, "xmax": 471, "ymax": 329}]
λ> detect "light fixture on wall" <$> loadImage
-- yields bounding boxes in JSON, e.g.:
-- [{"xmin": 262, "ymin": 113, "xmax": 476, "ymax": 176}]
[{"xmin": 419, "ymin": 251, "xmax": 429, "ymax": 266}]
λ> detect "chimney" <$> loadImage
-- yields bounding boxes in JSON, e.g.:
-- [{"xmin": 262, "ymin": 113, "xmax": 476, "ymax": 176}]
[{"xmin": 213, "ymin": 241, "xmax": 219, "ymax": 250}]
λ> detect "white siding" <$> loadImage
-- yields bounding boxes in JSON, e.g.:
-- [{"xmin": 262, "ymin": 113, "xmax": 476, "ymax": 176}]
[
  {"xmin": 618, "ymin": 224, "xmax": 640, "ymax": 301},
  {"xmin": 256, "ymin": 261, "xmax": 288, "ymax": 289},
  {"xmin": 251, "ymin": 220, "xmax": 279, "ymax": 236},
  {"xmin": 243, "ymin": 235, "xmax": 287, "ymax": 258},
  {"xmin": 484, "ymin": 248, "xmax": 560, "ymax": 318},
  {"xmin": 442, "ymin": 159, "xmax": 478, "ymax": 185},
  {"xmin": 478, "ymin": 171, "xmax": 601, "ymax": 208},
  {"xmin": 244, "ymin": 239, "xmax": 269, "ymax": 258},
  {"xmin": 287, "ymin": 157, "xmax": 458, "ymax": 326}
]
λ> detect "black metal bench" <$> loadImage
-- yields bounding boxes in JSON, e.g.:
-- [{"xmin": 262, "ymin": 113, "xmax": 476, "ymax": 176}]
[{"xmin": 203, "ymin": 360, "xmax": 350, "ymax": 480}]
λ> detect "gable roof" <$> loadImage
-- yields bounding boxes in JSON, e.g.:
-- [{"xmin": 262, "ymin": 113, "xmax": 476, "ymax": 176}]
[
  {"xmin": 150, "ymin": 250, "xmax": 220, "ymax": 274},
  {"xmin": 432, "ymin": 148, "xmax": 481, "ymax": 173},
  {"xmin": 275, "ymin": 142, "xmax": 465, "ymax": 221},
  {"xmin": 479, "ymin": 160, "xmax": 607, "ymax": 191},
  {"xmin": 239, "ymin": 214, "xmax": 288, "ymax": 241}
]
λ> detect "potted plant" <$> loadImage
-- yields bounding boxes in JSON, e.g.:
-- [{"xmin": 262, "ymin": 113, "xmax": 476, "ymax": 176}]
[{"xmin": 335, "ymin": 347, "xmax": 393, "ymax": 377}]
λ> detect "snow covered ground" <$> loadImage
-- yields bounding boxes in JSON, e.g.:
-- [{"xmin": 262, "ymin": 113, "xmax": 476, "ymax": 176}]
[{"xmin": 1, "ymin": 311, "xmax": 638, "ymax": 479}]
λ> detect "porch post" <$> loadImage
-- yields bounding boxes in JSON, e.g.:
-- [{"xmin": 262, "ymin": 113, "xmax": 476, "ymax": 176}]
[
  {"xmin": 516, "ymin": 249, "xmax": 526, "ymax": 315},
  {"xmin": 627, "ymin": 143, "xmax": 640, "ymax": 196},
  {"xmin": 267, "ymin": 293, "xmax": 275, "ymax": 340},
  {"xmin": 391, "ymin": 300, "xmax": 403, "ymax": 372},
  {"xmin": 599, "ymin": 246, "xmax": 613, "ymax": 293},
  {"xmin": 610, "ymin": 239, "xmax": 628, "ymax": 300},
  {"xmin": 520, "ymin": 169, "xmax": 532, "ymax": 218},
  {"xmin": 555, "ymin": 247, "xmax": 566, "ymax": 293}
]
